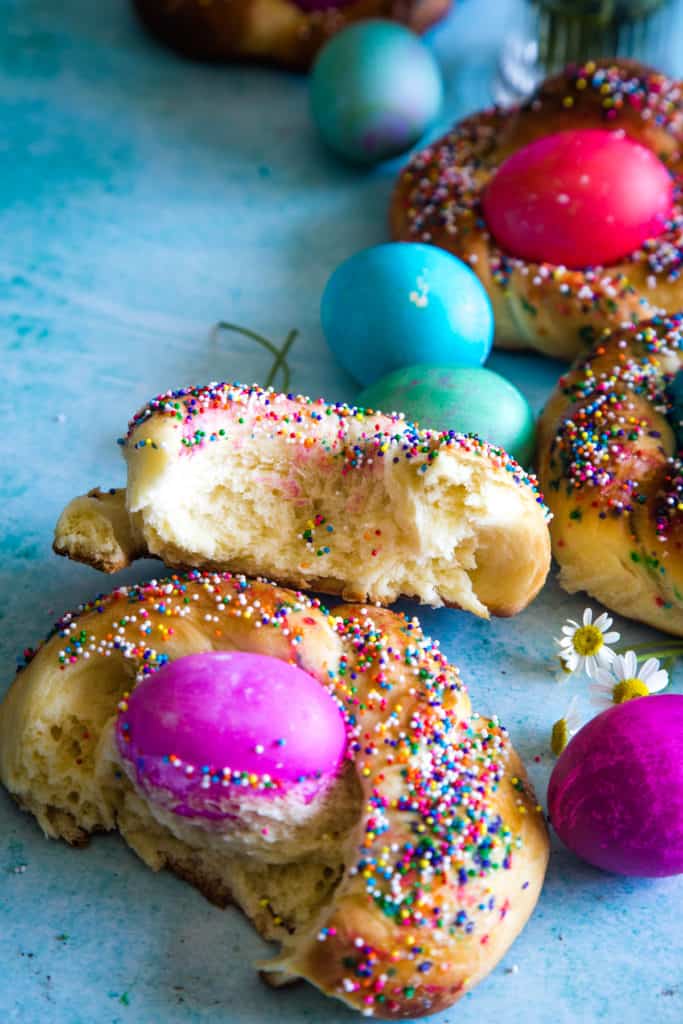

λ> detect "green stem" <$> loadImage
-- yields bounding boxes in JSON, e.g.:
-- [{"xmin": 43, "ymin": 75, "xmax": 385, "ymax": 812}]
[
  {"xmin": 615, "ymin": 640, "xmax": 683, "ymax": 655},
  {"xmin": 211, "ymin": 321, "xmax": 299, "ymax": 393},
  {"xmin": 211, "ymin": 321, "xmax": 282, "ymax": 362},
  {"xmin": 265, "ymin": 328, "xmax": 298, "ymax": 393}
]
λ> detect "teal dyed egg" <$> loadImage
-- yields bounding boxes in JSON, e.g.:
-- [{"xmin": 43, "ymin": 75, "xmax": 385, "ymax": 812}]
[
  {"xmin": 321, "ymin": 243, "xmax": 494, "ymax": 385},
  {"xmin": 356, "ymin": 365, "xmax": 536, "ymax": 465},
  {"xmin": 309, "ymin": 20, "xmax": 442, "ymax": 164}
]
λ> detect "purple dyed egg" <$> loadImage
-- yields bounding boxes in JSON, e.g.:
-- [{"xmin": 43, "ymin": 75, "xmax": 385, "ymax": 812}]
[
  {"xmin": 116, "ymin": 651, "xmax": 347, "ymax": 818},
  {"xmin": 548, "ymin": 695, "xmax": 683, "ymax": 877}
]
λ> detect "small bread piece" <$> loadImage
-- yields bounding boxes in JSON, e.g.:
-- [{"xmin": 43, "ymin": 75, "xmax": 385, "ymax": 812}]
[
  {"xmin": 54, "ymin": 383, "xmax": 551, "ymax": 618},
  {"xmin": 392, "ymin": 60, "xmax": 683, "ymax": 360},
  {"xmin": 536, "ymin": 313, "xmax": 683, "ymax": 636},
  {"xmin": 132, "ymin": 0, "xmax": 452, "ymax": 69},
  {"xmin": 53, "ymin": 487, "xmax": 145, "ymax": 573},
  {"xmin": 0, "ymin": 571, "xmax": 549, "ymax": 1019}
]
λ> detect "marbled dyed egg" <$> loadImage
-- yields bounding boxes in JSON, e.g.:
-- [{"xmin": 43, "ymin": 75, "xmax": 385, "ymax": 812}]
[
  {"xmin": 548, "ymin": 694, "xmax": 683, "ymax": 877},
  {"xmin": 310, "ymin": 20, "xmax": 442, "ymax": 164},
  {"xmin": 356, "ymin": 364, "xmax": 535, "ymax": 464},
  {"xmin": 116, "ymin": 651, "xmax": 347, "ymax": 819},
  {"xmin": 483, "ymin": 129, "xmax": 673, "ymax": 269},
  {"xmin": 322, "ymin": 243, "xmax": 494, "ymax": 385}
]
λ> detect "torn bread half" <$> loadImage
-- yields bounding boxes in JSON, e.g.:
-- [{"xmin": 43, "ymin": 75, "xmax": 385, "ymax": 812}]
[{"xmin": 54, "ymin": 383, "xmax": 550, "ymax": 616}]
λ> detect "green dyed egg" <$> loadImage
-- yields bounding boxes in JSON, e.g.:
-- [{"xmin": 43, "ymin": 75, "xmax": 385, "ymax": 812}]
[{"xmin": 356, "ymin": 364, "xmax": 536, "ymax": 465}]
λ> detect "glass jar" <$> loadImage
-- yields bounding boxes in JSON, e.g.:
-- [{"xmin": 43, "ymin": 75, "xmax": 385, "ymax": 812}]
[{"xmin": 495, "ymin": 0, "xmax": 679, "ymax": 105}]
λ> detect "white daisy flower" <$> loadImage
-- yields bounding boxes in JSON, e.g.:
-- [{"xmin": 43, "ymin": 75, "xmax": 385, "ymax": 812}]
[
  {"xmin": 555, "ymin": 607, "xmax": 620, "ymax": 678},
  {"xmin": 590, "ymin": 650, "xmax": 669, "ymax": 709},
  {"xmin": 551, "ymin": 695, "xmax": 583, "ymax": 756}
]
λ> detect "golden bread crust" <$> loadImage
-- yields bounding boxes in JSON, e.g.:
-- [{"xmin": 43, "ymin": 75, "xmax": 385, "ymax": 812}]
[
  {"xmin": 0, "ymin": 572, "xmax": 548, "ymax": 1018},
  {"xmin": 132, "ymin": 0, "xmax": 452, "ymax": 69},
  {"xmin": 536, "ymin": 313, "xmax": 683, "ymax": 634},
  {"xmin": 391, "ymin": 60, "xmax": 683, "ymax": 359}
]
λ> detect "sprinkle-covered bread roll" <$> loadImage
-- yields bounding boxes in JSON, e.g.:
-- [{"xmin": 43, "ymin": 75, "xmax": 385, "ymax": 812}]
[
  {"xmin": 0, "ymin": 571, "xmax": 549, "ymax": 1018},
  {"xmin": 54, "ymin": 382, "xmax": 551, "ymax": 618},
  {"xmin": 537, "ymin": 313, "xmax": 683, "ymax": 635},
  {"xmin": 392, "ymin": 60, "xmax": 683, "ymax": 360},
  {"xmin": 132, "ymin": 0, "xmax": 452, "ymax": 69}
]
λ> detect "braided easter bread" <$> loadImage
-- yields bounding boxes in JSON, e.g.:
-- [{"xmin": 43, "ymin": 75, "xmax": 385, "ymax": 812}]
[
  {"xmin": 132, "ymin": 0, "xmax": 451, "ymax": 69},
  {"xmin": 53, "ymin": 382, "xmax": 551, "ymax": 618},
  {"xmin": 0, "ymin": 570, "xmax": 548, "ymax": 1019},
  {"xmin": 536, "ymin": 312, "xmax": 683, "ymax": 636},
  {"xmin": 391, "ymin": 60, "xmax": 683, "ymax": 360}
]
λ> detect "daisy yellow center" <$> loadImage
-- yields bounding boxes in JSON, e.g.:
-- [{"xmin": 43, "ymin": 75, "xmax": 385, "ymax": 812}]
[
  {"xmin": 612, "ymin": 678, "xmax": 649, "ymax": 704},
  {"xmin": 551, "ymin": 718, "xmax": 569, "ymax": 756},
  {"xmin": 572, "ymin": 624, "xmax": 604, "ymax": 657}
]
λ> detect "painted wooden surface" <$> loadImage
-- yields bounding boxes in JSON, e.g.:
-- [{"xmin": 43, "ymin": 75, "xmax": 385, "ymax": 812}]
[{"xmin": 1, "ymin": 2, "xmax": 682, "ymax": 1021}]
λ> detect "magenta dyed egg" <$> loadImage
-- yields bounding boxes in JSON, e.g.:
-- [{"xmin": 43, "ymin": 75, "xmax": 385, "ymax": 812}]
[
  {"xmin": 116, "ymin": 651, "xmax": 347, "ymax": 818},
  {"xmin": 548, "ymin": 695, "xmax": 683, "ymax": 877},
  {"xmin": 482, "ymin": 129, "xmax": 673, "ymax": 269}
]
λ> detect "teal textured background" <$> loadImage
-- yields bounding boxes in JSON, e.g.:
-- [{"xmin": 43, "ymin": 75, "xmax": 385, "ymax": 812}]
[{"xmin": 1, "ymin": 2, "xmax": 682, "ymax": 1022}]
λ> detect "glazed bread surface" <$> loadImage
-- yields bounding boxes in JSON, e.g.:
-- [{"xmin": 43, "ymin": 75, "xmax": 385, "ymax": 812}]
[
  {"xmin": 0, "ymin": 572, "xmax": 549, "ymax": 1019},
  {"xmin": 392, "ymin": 60, "xmax": 683, "ymax": 360},
  {"xmin": 536, "ymin": 313, "xmax": 683, "ymax": 635},
  {"xmin": 54, "ymin": 383, "xmax": 551, "ymax": 618},
  {"xmin": 132, "ymin": 0, "xmax": 452, "ymax": 69}
]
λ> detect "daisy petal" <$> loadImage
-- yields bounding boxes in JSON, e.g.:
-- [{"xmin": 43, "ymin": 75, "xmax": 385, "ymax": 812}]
[
  {"xmin": 588, "ymin": 684, "xmax": 612, "ymax": 709},
  {"xmin": 584, "ymin": 658, "xmax": 596, "ymax": 679},
  {"xmin": 639, "ymin": 657, "xmax": 659, "ymax": 682},
  {"xmin": 565, "ymin": 695, "xmax": 583, "ymax": 732},
  {"xmin": 582, "ymin": 608, "xmax": 593, "ymax": 626},
  {"xmin": 593, "ymin": 666, "xmax": 616, "ymax": 686},
  {"xmin": 602, "ymin": 632, "xmax": 621, "ymax": 646},
  {"xmin": 594, "ymin": 612, "xmax": 613, "ymax": 632},
  {"xmin": 646, "ymin": 671, "xmax": 669, "ymax": 694},
  {"xmin": 623, "ymin": 650, "xmax": 638, "ymax": 677},
  {"xmin": 588, "ymin": 648, "xmax": 615, "ymax": 675}
]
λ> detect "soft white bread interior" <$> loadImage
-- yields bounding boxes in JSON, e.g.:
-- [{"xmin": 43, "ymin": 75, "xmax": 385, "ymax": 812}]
[
  {"xmin": 0, "ymin": 572, "xmax": 549, "ymax": 1019},
  {"xmin": 54, "ymin": 383, "xmax": 551, "ymax": 617},
  {"xmin": 54, "ymin": 487, "xmax": 145, "ymax": 573}
]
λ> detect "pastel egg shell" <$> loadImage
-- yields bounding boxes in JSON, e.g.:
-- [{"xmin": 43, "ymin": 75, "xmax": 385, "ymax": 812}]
[
  {"xmin": 321, "ymin": 242, "xmax": 494, "ymax": 386},
  {"xmin": 309, "ymin": 19, "xmax": 443, "ymax": 164},
  {"xmin": 547, "ymin": 694, "xmax": 683, "ymax": 878},
  {"xmin": 116, "ymin": 651, "xmax": 348, "ymax": 818},
  {"xmin": 356, "ymin": 364, "xmax": 536, "ymax": 465}
]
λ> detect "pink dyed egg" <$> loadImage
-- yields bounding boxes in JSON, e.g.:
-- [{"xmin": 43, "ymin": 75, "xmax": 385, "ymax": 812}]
[
  {"xmin": 482, "ymin": 129, "xmax": 673, "ymax": 269},
  {"xmin": 116, "ymin": 651, "xmax": 347, "ymax": 818},
  {"xmin": 548, "ymin": 695, "xmax": 683, "ymax": 877}
]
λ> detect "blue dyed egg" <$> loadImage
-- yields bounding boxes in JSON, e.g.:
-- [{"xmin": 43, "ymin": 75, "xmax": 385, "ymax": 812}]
[
  {"xmin": 310, "ymin": 20, "xmax": 442, "ymax": 164},
  {"xmin": 356, "ymin": 365, "xmax": 536, "ymax": 465},
  {"xmin": 321, "ymin": 243, "xmax": 494, "ymax": 385}
]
